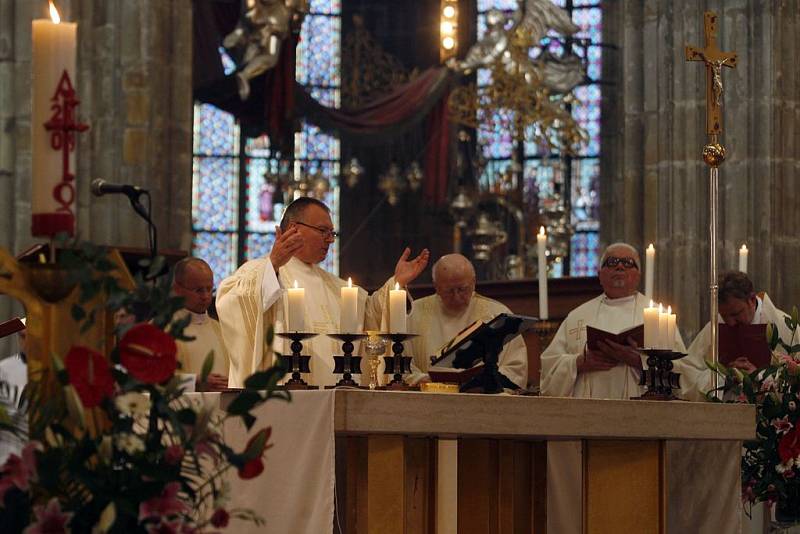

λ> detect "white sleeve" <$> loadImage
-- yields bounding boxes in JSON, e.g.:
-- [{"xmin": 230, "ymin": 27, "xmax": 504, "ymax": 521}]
[{"xmin": 260, "ymin": 259, "xmax": 282, "ymax": 311}]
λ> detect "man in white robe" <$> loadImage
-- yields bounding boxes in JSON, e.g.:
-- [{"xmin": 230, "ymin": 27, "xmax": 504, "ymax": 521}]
[
  {"xmin": 685, "ymin": 270, "xmax": 797, "ymax": 400},
  {"xmin": 540, "ymin": 243, "xmax": 687, "ymax": 534},
  {"xmin": 173, "ymin": 258, "xmax": 231, "ymax": 391},
  {"xmin": 406, "ymin": 254, "xmax": 527, "ymax": 389},
  {"xmin": 216, "ymin": 197, "xmax": 429, "ymax": 388},
  {"xmin": 0, "ymin": 320, "xmax": 27, "ymax": 464}
]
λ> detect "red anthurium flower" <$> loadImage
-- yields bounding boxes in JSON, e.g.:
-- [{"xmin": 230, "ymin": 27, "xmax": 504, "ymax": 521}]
[
  {"xmin": 238, "ymin": 457, "xmax": 264, "ymax": 480},
  {"xmin": 778, "ymin": 427, "xmax": 800, "ymax": 464},
  {"xmin": 119, "ymin": 324, "xmax": 178, "ymax": 384},
  {"xmin": 64, "ymin": 346, "xmax": 115, "ymax": 408}
]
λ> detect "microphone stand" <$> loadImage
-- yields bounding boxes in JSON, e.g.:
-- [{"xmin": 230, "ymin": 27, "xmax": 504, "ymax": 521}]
[{"xmin": 125, "ymin": 189, "xmax": 158, "ymax": 261}]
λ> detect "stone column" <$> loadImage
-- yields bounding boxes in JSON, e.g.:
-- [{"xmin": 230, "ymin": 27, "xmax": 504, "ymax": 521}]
[
  {"xmin": 602, "ymin": 0, "xmax": 800, "ymax": 339},
  {"xmin": 0, "ymin": 0, "xmax": 193, "ymax": 351}
]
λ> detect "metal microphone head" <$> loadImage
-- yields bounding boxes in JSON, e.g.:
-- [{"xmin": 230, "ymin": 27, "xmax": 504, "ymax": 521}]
[{"xmin": 90, "ymin": 178, "xmax": 107, "ymax": 197}]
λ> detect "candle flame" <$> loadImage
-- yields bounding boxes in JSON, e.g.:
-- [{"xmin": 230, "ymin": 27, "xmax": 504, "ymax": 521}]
[
  {"xmin": 647, "ymin": 243, "xmax": 655, "ymax": 251},
  {"xmin": 49, "ymin": 1, "xmax": 61, "ymax": 23},
  {"xmin": 347, "ymin": 277, "xmax": 353, "ymax": 288},
  {"xmin": 539, "ymin": 226, "xmax": 546, "ymax": 236},
  {"xmin": 293, "ymin": 280, "xmax": 299, "ymax": 289},
  {"xmin": 394, "ymin": 282, "xmax": 400, "ymax": 291},
  {"xmin": 741, "ymin": 244, "xmax": 748, "ymax": 252},
  {"xmin": 667, "ymin": 305, "xmax": 672, "ymax": 314},
  {"xmin": 658, "ymin": 303, "xmax": 663, "ymax": 313},
  {"xmin": 649, "ymin": 299, "xmax": 654, "ymax": 308}
]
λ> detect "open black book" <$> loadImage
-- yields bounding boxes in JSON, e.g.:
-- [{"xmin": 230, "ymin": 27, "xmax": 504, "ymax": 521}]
[
  {"xmin": 428, "ymin": 313, "xmax": 537, "ymax": 392},
  {"xmin": 586, "ymin": 324, "xmax": 644, "ymax": 351}
]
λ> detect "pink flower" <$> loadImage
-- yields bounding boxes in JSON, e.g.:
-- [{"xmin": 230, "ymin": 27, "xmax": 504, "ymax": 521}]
[
  {"xmin": 772, "ymin": 416, "xmax": 793, "ymax": 435},
  {"xmin": 164, "ymin": 445, "xmax": 184, "ymax": 466},
  {"xmin": 780, "ymin": 354, "xmax": 800, "ymax": 374},
  {"xmin": 0, "ymin": 442, "xmax": 39, "ymax": 502},
  {"xmin": 210, "ymin": 508, "xmax": 230, "ymax": 528},
  {"xmin": 761, "ymin": 376, "xmax": 776, "ymax": 392},
  {"xmin": 742, "ymin": 481, "xmax": 756, "ymax": 503},
  {"xmin": 139, "ymin": 482, "xmax": 189, "ymax": 522},
  {"xmin": 23, "ymin": 497, "xmax": 73, "ymax": 534}
]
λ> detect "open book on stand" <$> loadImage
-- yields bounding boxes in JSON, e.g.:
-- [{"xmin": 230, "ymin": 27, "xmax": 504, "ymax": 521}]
[{"xmin": 428, "ymin": 313, "xmax": 537, "ymax": 385}]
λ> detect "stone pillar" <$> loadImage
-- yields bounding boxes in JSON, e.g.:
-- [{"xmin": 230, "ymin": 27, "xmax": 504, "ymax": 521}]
[
  {"xmin": 0, "ymin": 0, "xmax": 193, "ymax": 351},
  {"xmin": 602, "ymin": 0, "xmax": 800, "ymax": 339}
]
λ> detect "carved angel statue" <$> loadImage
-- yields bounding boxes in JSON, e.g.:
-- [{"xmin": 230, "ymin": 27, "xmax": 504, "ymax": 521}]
[
  {"xmin": 223, "ymin": 0, "xmax": 309, "ymax": 100},
  {"xmin": 451, "ymin": 0, "xmax": 583, "ymax": 94}
]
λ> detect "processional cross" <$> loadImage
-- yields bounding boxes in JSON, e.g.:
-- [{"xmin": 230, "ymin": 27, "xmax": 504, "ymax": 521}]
[{"xmin": 685, "ymin": 12, "xmax": 737, "ymax": 392}]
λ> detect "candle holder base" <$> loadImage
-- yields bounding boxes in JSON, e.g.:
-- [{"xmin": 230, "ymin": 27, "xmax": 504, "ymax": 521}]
[
  {"xmin": 329, "ymin": 333, "xmax": 367, "ymax": 388},
  {"xmin": 632, "ymin": 348, "xmax": 687, "ymax": 401},
  {"xmin": 277, "ymin": 332, "xmax": 318, "ymax": 390},
  {"xmin": 380, "ymin": 333, "xmax": 417, "ymax": 389}
]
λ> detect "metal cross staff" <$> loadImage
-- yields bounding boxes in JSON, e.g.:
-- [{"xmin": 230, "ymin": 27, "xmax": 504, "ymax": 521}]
[{"xmin": 685, "ymin": 11, "xmax": 737, "ymax": 394}]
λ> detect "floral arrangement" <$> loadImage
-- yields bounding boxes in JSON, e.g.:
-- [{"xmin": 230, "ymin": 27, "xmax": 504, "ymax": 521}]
[
  {"xmin": 711, "ymin": 308, "xmax": 800, "ymax": 520},
  {"xmin": 0, "ymin": 241, "xmax": 286, "ymax": 533}
]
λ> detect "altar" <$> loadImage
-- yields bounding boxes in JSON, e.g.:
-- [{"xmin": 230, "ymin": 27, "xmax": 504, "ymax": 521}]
[{"xmin": 217, "ymin": 389, "xmax": 754, "ymax": 534}]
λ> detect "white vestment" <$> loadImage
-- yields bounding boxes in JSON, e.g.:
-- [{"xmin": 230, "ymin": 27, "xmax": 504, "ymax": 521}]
[
  {"xmin": 684, "ymin": 293, "xmax": 797, "ymax": 401},
  {"xmin": 175, "ymin": 311, "xmax": 231, "ymax": 379},
  {"xmin": 0, "ymin": 354, "xmax": 27, "ymax": 464},
  {"xmin": 540, "ymin": 292, "xmax": 687, "ymax": 534},
  {"xmin": 217, "ymin": 257, "xmax": 395, "ymax": 387},
  {"xmin": 405, "ymin": 293, "xmax": 528, "ymax": 388}
]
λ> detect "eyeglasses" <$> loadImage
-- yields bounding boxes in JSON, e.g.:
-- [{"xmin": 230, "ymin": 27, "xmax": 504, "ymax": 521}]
[
  {"xmin": 602, "ymin": 256, "xmax": 639, "ymax": 270},
  {"xmin": 295, "ymin": 221, "xmax": 340, "ymax": 239}
]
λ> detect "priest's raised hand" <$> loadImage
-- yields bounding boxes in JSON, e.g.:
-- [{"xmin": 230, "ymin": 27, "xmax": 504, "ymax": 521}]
[
  {"xmin": 393, "ymin": 247, "xmax": 430, "ymax": 287},
  {"xmin": 269, "ymin": 226, "xmax": 304, "ymax": 271}
]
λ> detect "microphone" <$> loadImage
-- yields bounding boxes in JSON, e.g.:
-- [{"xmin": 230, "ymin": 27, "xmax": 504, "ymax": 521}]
[{"xmin": 90, "ymin": 178, "xmax": 146, "ymax": 197}]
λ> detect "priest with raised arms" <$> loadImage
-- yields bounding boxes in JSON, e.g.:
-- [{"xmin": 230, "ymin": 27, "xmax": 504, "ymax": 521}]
[
  {"xmin": 405, "ymin": 253, "xmax": 528, "ymax": 389},
  {"xmin": 216, "ymin": 197, "xmax": 429, "ymax": 388},
  {"xmin": 540, "ymin": 242, "xmax": 687, "ymax": 534}
]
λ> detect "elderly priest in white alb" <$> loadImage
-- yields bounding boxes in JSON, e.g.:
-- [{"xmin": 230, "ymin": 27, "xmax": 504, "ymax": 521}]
[
  {"xmin": 405, "ymin": 253, "xmax": 527, "ymax": 389},
  {"xmin": 540, "ymin": 242, "xmax": 687, "ymax": 534},
  {"xmin": 216, "ymin": 197, "xmax": 429, "ymax": 388}
]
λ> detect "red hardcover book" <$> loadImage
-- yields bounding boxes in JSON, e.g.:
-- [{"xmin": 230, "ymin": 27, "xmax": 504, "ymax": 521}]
[
  {"xmin": 428, "ymin": 363, "xmax": 485, "ymax": 385},
  {"xmin": 0, "ymin": 317, "xmax": 25, "ymax": 340},
  {"xmin": 718, "ymin": 323, "xmax": 771, "ymax": 369},
  {"xmin": 586, "ymin": 324, "xmax": 644, "ymax": 351}
]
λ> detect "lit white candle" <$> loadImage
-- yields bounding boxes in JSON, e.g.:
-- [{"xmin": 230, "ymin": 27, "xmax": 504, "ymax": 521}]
[
  {"xmin": 389, "ymin": 282, "xmax": 407, "ymax": 334},
  {"xmin": 657, "ymin": 303, "xmax": 669, "ymax": 349},
  {"xmin": 537, "ymin": 226, "xmax": 549, "ymax": 320},
  {"xmin": 739, "ymin": 244, "xmax": 748, "ymax": 273},
  {"xmin": 340, "ymin": 277, "xmax": 359, "ymax": 333},
  {"xmin": 32, "ymin": 2, "xmax": 78, "ymax": 237},
  {"xmin": 644, "ymin": 243, "xmax": 655, "ymax": 299},
  {"xmin": 643, "ymin": 300, "xmax": 659, "ymax": 348},
  {"xmin": 287, "ymin": 280, "xmax": 305, "ymax": 332},
  {"xmin": 666, "ymin": 305, "xmax": 676, "ymax": 351}
]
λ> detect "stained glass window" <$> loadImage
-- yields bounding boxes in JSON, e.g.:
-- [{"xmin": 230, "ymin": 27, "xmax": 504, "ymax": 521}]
[
  {"xmin": 476, "ymin": 0, "xmax": 603, "ymax": 277},
  {"xmin": 192, "ymin": 5, "xmax": 342, "ymax": 286}
]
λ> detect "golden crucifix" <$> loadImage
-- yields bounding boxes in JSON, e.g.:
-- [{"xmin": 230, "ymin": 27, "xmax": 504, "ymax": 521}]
[
  {"xmin": 685, "ymin": 11, "xmax": 737, "ymax": 395},
  {"xmin": 685, "ymin": 12, "xmax": 738, "ymax": 139}
]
